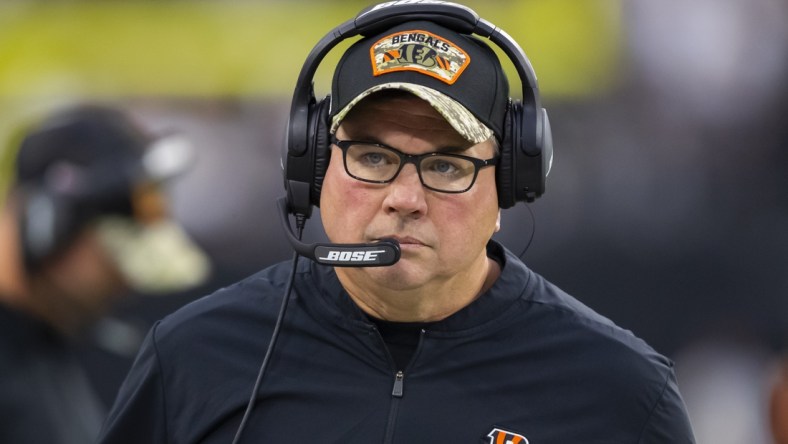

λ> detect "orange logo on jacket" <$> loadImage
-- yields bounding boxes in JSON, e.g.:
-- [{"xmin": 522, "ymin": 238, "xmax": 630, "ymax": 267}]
[
  {"xmin": 487, "ymin": 427, "xmax": 529, "ymax": 444},
  {"xmin": 369, "ymin": 29, "xmax": 470, "ymax": 84}
]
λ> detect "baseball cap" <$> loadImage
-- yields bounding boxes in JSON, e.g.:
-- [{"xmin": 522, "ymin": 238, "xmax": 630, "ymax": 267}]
[
  {"xmin": 14, "ymin": 104, "xmax": 193, "ymax": 216},
  {"xmin": 16, "ymin": 105, "xmax": 150, "ymax": 184},
  {"xmin": 329, "ymin": 20, "xmax": 510, "ymax": 144}
]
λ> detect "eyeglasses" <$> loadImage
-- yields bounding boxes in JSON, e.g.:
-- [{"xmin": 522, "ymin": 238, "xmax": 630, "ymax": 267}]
[{"xmin": 331, "ymin": 138, "xmax": 498, "ymax": 194}]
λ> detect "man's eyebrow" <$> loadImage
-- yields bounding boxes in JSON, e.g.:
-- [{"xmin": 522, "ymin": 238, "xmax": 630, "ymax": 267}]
[{"xmin": 340, "ymin": 132, "xmax": 473, "ymax": 154}]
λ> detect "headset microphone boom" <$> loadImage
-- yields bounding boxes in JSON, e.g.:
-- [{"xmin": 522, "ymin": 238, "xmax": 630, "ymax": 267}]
[{"xmin": 276, "ymin": 197, "xmax": 400, "ymax": 267}]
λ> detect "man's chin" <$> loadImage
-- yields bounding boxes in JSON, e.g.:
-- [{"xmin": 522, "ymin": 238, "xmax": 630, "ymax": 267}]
[{"xmin": 359, "ymin": 262, "xmax": 430, "ymax": 291}]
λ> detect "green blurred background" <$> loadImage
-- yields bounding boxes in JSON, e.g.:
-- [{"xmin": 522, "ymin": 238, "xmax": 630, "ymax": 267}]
[{"xmin": 0, "ymin": 0, "xmax": 620, "ymax": 99}]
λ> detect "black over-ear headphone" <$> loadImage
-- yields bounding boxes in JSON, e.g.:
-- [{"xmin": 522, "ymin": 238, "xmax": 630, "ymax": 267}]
[
  {"xmin": 17, "ymin": 172, "xmax": 91, "ymax": 272},
  {"xmin": 16, "ymin": 161, "xmax": 138, "ymax": 272},
  {"xmin": 283, "ymin": 1, "xmax": 553, "ymax": 217}
]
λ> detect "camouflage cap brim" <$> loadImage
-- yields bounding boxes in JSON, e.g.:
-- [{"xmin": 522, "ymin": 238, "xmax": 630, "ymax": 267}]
[{"xmin": 330, "ymin": 82, "xmax": 494, "ymax": 145}]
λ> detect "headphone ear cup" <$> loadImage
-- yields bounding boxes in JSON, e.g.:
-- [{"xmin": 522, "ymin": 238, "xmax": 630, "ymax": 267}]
[
  {"xmin": 309, "ymin": 97, "xmax": 332, "ymax": 207},
  {"xmin": 540, "ymin": 108, "xmax": 554, "ymax": 180},
  {"xmin": 496, "ymin": 101, "xmax": 519, "ymax": 209},
  {"xmin": 18, "ymin": 187, "xmax": 77, "ymax": 271},
  {"xmin": 498, "ymin": 101, "xmax": 551, "ymax": 206}
]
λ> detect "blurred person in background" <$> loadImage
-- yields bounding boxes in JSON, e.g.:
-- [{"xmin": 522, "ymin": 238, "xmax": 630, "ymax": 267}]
[{"xmin": 0, "ymin": 104, "xmax": 210, "ymax": 443}]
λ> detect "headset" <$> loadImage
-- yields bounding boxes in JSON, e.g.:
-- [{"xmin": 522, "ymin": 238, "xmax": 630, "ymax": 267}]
[
  {"xmin": 283, "ymin": 0, "xmax": 553, "ymax": 221},
  {"xmin": 15, "ymin": 161, "xmax": 137, "ymax": 272}
]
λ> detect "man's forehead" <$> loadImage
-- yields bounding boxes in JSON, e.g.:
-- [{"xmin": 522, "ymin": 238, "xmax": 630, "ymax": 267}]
[
  {"xmin": 339, "ymin": 92, "xmax": 470, "ymax": 141},
  {"xmin": 340, "ymin": 105, "xmax": 465, "ymax": 141}
]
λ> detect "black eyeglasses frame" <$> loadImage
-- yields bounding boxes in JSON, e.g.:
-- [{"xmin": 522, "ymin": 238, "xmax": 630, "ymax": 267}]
[{"xmin": 331, "ymin": 137, "xmax": 499, "ymax": 194}]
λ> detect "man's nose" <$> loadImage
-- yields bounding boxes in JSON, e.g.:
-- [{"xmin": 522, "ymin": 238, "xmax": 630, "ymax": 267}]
[{"xmin": 382, "ymin": 163, "xmax": 427, "ymax": 217}]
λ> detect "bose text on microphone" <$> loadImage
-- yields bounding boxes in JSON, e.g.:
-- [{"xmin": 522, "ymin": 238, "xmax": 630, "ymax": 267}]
[{"xmin": 276, "ymin": 197, "xmax": 400, "ymax": 267}]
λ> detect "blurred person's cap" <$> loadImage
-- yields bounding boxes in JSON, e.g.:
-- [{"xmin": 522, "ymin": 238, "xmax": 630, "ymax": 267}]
[
  {"xmin": 329, "ymin": 20, "xmax": 509, "ymax": 144},
  {"xmin": 14, "ymin": 105, "xmax": 193, "ymax": 214},
  {"xmin": 16, "ymin": 105, "xmax": 151, "ymax": 184}
]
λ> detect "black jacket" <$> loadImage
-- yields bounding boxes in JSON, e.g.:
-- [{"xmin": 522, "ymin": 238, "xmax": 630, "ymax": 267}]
[
  {"xmin": 0, "ymin": 304, "xmax": 105, "ymax": 444},
  {"xmin": 98, "ymin": 241, "xmax": 695, "ymax": 443}
]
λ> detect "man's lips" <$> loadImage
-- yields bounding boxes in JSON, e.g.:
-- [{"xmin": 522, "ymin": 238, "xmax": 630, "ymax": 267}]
[{"xmin": 377, "ymin": 236, "xmax": 426, "ymax": 247}]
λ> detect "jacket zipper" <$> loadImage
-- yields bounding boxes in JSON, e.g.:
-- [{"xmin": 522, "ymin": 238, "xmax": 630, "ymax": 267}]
[
  {"xmin": 382, "ymin": 329, "xmax": 426, "ymax": 444},
  {"xmin": 383, "ymin": 371, "xmax": 404, "ymax": 444}
]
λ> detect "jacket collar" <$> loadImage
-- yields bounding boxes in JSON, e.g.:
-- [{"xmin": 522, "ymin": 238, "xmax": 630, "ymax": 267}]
[{"xmin": 299, "ymin": 240, "xmax": 533, "ymax": 335}]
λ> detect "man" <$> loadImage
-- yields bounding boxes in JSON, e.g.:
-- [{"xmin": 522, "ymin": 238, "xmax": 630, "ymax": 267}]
[
  {"xmin": 0, "ymin": 104, "xmax": 209, "ymax": 443},
  {"xmin": 98, "ymin": 3, "xmax": 695, "ymax": 443}
]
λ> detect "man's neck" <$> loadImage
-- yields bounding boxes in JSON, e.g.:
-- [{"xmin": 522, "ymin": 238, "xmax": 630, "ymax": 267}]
[{"xmin": 336, "ymin": 256, "xmax": 501, "ymax": 323}]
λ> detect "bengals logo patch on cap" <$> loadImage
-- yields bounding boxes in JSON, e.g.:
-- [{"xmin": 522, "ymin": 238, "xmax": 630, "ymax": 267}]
[{"xmin": 369, "ymin": 29, "xmax": 470, "ymax": 85}]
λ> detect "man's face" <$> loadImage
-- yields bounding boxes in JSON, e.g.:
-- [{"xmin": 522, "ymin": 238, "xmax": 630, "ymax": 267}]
[
  {"xmin": 320, "ymin": 93, "xmax": 500, "ymax": 291},
  {"xmin": 37, "ymin": 225, "xmax": 127, "ymax": 334}
]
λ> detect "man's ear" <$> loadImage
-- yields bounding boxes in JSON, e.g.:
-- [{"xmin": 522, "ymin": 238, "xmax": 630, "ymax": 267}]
[{"xmin": 494, "ymin": 209, "xmax": 501, "ymax": 233}]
